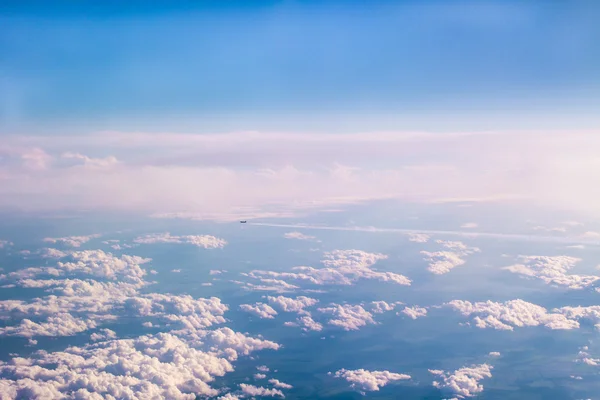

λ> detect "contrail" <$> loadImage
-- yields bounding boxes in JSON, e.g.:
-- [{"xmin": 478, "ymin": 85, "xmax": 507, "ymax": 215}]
[{"xmin": 249, "ymin": 222, "xmax": 599, "ymax": 245}]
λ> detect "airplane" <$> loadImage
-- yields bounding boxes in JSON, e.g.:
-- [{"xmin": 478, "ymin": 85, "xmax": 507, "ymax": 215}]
[{"xmin": 240, "ymin": 220, "xmax": 247, "ymax": 223}]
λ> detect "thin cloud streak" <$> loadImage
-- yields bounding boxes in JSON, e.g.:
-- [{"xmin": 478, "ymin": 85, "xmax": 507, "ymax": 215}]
[{"xmin": 249, "ymin": 223, "xmax": 600, "ymax": 245}]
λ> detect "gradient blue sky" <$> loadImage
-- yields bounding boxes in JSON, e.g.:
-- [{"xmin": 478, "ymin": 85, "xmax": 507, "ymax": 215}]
[{"xmin": 1, "ymin": 0, "xmax": 599, "ymax": 133}]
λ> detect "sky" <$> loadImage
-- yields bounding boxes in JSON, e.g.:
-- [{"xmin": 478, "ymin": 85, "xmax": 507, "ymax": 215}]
[
  {"xmin": 1, "ymin": 0, "xmax": 599, "ymax": 133},
  {"xmin": 0, "ymin": 1, "xmax": 599, "ymax": 219}
]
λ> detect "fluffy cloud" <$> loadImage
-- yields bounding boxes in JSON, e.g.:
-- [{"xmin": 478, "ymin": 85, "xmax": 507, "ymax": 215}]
[
  {"xmin": 0, "ymin": 239, "xmax": 13, "ymax": 248},
  {"xmin": 268, "ymin": 379, "xmax": 293, "ymax": 389},
  {"xmin": 239, "ymin": 384, "xmax": 284, "ymax": 398},
  {"xmin": 90, "ymin": 328, "xmax": 117, "ymax": 342},
  {"xmin": 556, "ymin": 305, "xmax": 600, "ymax": 330},
  {"xmin": 318, "ymin": 304, "xmax": 376, "ymax": 331},
  {"xmin": 488, "ymin": 352, "xmax": 501, "ymax": 357},
  {"xmin": 284, "ymin": 315, "xmax": 323, "ymax": 332},
  {"xmin": 400, "ymin": 306, "xmax": 428, "ymax": 320},
  {"xmin": 332, "ymin": 368, "xmax": 410, "ymax": 392},
  {"xmin": 57, "ymin": 250, "xmax": 151, "ymax": 283},
  {"xmin": 503, "ymin": 255, "xmax": 599, "ymax": 289},
  {"xmin": 133, "ymin": 233, "xmax": 227, "ymax": 249},
  {"xmin": 254, "ymin": 373, "xmax": 267, "ymax": 379},
  {"xmin": 43, "ymin": 234, "xmax": 101, "ymax": 247},
  {"xmin": 368, "ymin": 301, "xmax": 402, "ymax": 314},
  {"xmin": 239, "ymin": 303, "xmax": 278, "ymax": 319},
  {"xmin": 265, "ymin": 295, "xmax": 318, "ymax": 313},
  {"xmin": 421, "ymin": 240, "xmax": 480, "ymax": 275},
  {"xmin": 247, "ymin": 249, "xmax": 411, "ymax": 289},
  {"xmin": 430, "ymin": 364, "xmax": 493, "ymax": 398},
  {"xmin": 575, "ymin": 346, "xmax": 600, "ymax": 366},
  {"xmin": 283, "ymin": 232, "xmax": 318, "ymax": 241},
  {"xmin": 446, "ymin": 299, "xmax": 579, "ymax": 331}
]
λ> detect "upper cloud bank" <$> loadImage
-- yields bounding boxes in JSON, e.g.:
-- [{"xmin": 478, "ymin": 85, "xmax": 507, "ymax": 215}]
[{"xmin": 1, "ymin": 131, "xmax": 600, "ymax": 218}]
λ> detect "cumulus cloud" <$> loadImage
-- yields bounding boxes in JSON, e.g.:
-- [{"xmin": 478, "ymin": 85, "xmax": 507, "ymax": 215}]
[
  {"xmin": 265, "ymin": 295, "xmax": 319, "ymax": 314},
  {"xmin": 239, "ymin": 384, "xmax": 285, "ymax": 398},
  {"xmin": 400, "ymin": 306, "xmax": 428, "ymax": 320},
  {"xmin": 239, "ymin": 303, "xmax": 279, "ymax": 319},
  {"xmin": 503, "ymin": 255, "xmax": 599, "ymax": 289},
  {"xmin": 90, "ymin": 328, "xmax": 117, "ymax": 342},
  {"xmin": 556, "ymin": 305, "xmax": 600, "ymax": 330},
  {"xmin": 133, "ymin": 233, "xmax": 227, "ymax": 249},
  {"xmin": 247, "ymin": 250, "xmax": 411, "ymax": 290},
  {"xmin": 268, "ymin": 379, "xmax": 293, "ymax": 389},
  {"xmin": 488, "ymin": 352, "xmax": 501, "ymax": 357},
  {"xmin": 318, "ymin": 304, "xmax": 376, "ymax": 331},
  {"xmin": 446, "ymin": 299, "xmax": 579, "ymax": 331},
  {"xmin": 43, "ymin": 234, "xmax": 101, "ymax": 247},
  {"xmin": 257, "ymin": 365, "xmax": 270, "ymax": 372},
  {"xmin": 430, "ymin": 364, "xmax": 493, "ymax": 398},
  {"xmin": 332, "ymin": 368, "xmax": 410, "ymax": 392},
  {"xmin": 283, "ymin": 232, "xmax": 319, "ymax": 241},
  {"xmin": 284, "ymin": 315, "xmax": 323, "ymax": 332},
  {"xmin": 0, "ymin": 239, "xmax": 13, "ymax": 248},
  {"xmin": 368, "ymin": 301, "xmax": 402, "ymax": 314},
  {"xmin": 575, "ymin": 346, "xmax": 600, "ymax": 366},
  {"xmin": 421, "ymin": 240, "xmax": 480, "ymax": 275},
  {"xmin": 254, "ymin": 373, "xmax": 267, "ymax": 380}
]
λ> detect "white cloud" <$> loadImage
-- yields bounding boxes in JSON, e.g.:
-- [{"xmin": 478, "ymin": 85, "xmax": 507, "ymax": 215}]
[
  {"xmin": 283, "ymin": 231, "xmax": 318, "ymax": 241},
  {"xmin": 332, "ymin": 368, "xmax": 410, "ymax": 392},
  {"xmin": 269, "ymin": 379, "xmax": 293, "ymax": 389},
  {"xmin": 43, "ymin": 234, "xmax": 101, "ymax": 247},
  {"xmin": 556, "ymin": 306, "xmax": 600, "ymax": 330},
  {"xmin": 488, "ymin": 352, "xmax": 501, "ymax": 357},
  {"xmin": 575, "ymin": 345, "xmax": 600, "ymax": 366},
  {"xmin": 446, "ymin": 299, "xmax": 579, "ymax": 331},
  {"xmin": 266, "ymin": 295, "xmax": 319, "ymax": 313},
  {"xmin": 284, "ymin": 315, "xmax": 323, "ymax": 332},
  {"xmin": 421, "ymin": 240, "xmax": 480, "ymax": 275},
  {"xmin": 460, "ymin": 223, "xmax": 478, "ymax": 229},
  {"xmin": 248, "ymin": 249, "xmax": 411, "ymax": 289},
  {"xmin": 400, "ymin": 306, "xmax": 428, "ymax": 320},
  {"xmin": 5, "ymin": 131, "xmax": 600, "ymax": 218},
  {"xmin": 368, "ymin": 301, "xmax": 402, "ymax": 314},
  {"xmin": 0, "ymin": 239, "xmax": 13, "ymax": 248},
  {"xmin": 430, "ymin": 364, "xmax": 493, "ymax": 398},
  {"xmin": 254, "ymin": 373, "xmax": 267, "ymax": 380},
  {"xmin": 240, "ymin": 303, "xmax": 279, "ymax": 319},
  {"xmin": 257, "ymin": 365, "xmax": 270, "ymax": 372},
  {"xmin": 172, "ymin": 269, "xmax": 182, "ymax": 273},
  {"xmin": 218, "ymin": 394, "xmax": 241, "ymax": 400},
  {"xmin": 318, "ymin": 304, "xmax": 376, "ymax": 331},
  {"xmin": 239, "ymin": 384, "xmax": 285, "ymax": 398},
  {"xmin": 407, "ymin": 233, "xmax": 430, "ymax": 243},
  {"xmin": 503, "ymin": 255, "xmax": 599, "ymax": 289},
  {"xmin": 57, "ymin": 250, "xmax": 151, "ymax": 283},
  {"xmin": 90, "ymin": 328, "xmax": 117, "ymax": 342},
  {"xmin": 133, "ymin": 233, "xmax": 227, "ymax": 249}
]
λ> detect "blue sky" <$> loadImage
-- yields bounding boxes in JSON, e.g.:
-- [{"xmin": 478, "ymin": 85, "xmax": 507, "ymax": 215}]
[{"xmin": 1, "ymin": 0, "xmax": 599, "ymax": 133}]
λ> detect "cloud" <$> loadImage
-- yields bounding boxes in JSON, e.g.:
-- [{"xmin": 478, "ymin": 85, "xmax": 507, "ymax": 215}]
[
  {"xmin": 283, "ymin": 232, "xmax": 319, "ymax": 241},
  {"xmin": 268, "ymin": 379, "xmax": 293, "ymax": 389},
  {"xmin": 503, "ymin": 255, "xmax": 599, "ymax": 289},
  {"xmin": 240, "ymin": 303, "xmax": 279, "ymax": 319},
  {"xmin": 284, "ymin": 315, "xmax": 323, "ymax": 332},
  {"xmin": 257, "ymin": 365, "xmax": 270, "ymax": 372},
  {"xmin": 368, "ymin": 301, "xmax": 402, "ymax": 314},
  {"xmin": 7, "ymin": 131, "xmax": 600, "ymax": 219},
  {"xmin": 556, "ymin": 305, "xmax": 600, "ymax": 330},
  {"xmin": 133, "ymin": 233, "xmax": 227, "ymax": 249},
  {"xmin": 254, "ymin": 373, "xmax": 267, "ymax": 380},
  {"xmin": 239, "ymin": 384, "xmax": 285, "ymax": 398},
  {"xmin": 0, "ymin": 239, "xmax": 13, "ymax": 248},
  {"xmin": 247, "ymin": 250, "xmax": 411, "ymax": 290},
  {"xmin": 407, "ymin": 233, "xmax": 430, "ymax": 243},
  {"xmin": 446, "ymin": 299, "xmax": 579, "ymax": 331},
  {"xmin": 43, "ymin": 234, "xmax": 101, "ymax": 247},
  {"xmin": 400, "ymin": 306, "xmax": 428, "ymax": 320},
  {"xmin": 488, "ymin": 352, "xmax": 501, "ymax": 357},
  {"xmin": 430, "ymin": 364, "xmax": 493, "ymax": 398},
  {"xmin": 90, "ymin": 328, "xmax": 117, "ymax": 342},
  {"xmin": 318, "ymin": 304, "xmax": 376, "ymax": 331},
  {"xmin": 265, "ymin": 295, "xmax": 319, "ymax": 313},
  {"xmin": 421, "ymin": 240, "xmax": 480, "ymax": 275},
  {"xmin": 460, "ymin": 223, "xmax": 478, "ymax": 229},
  {"xmin": 332, "ymin": 368, "xmax": 410, "ymax": 392},
  {"xmin": 575, "ymin": 346, "xmax": 600, "ymax": 367}
]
